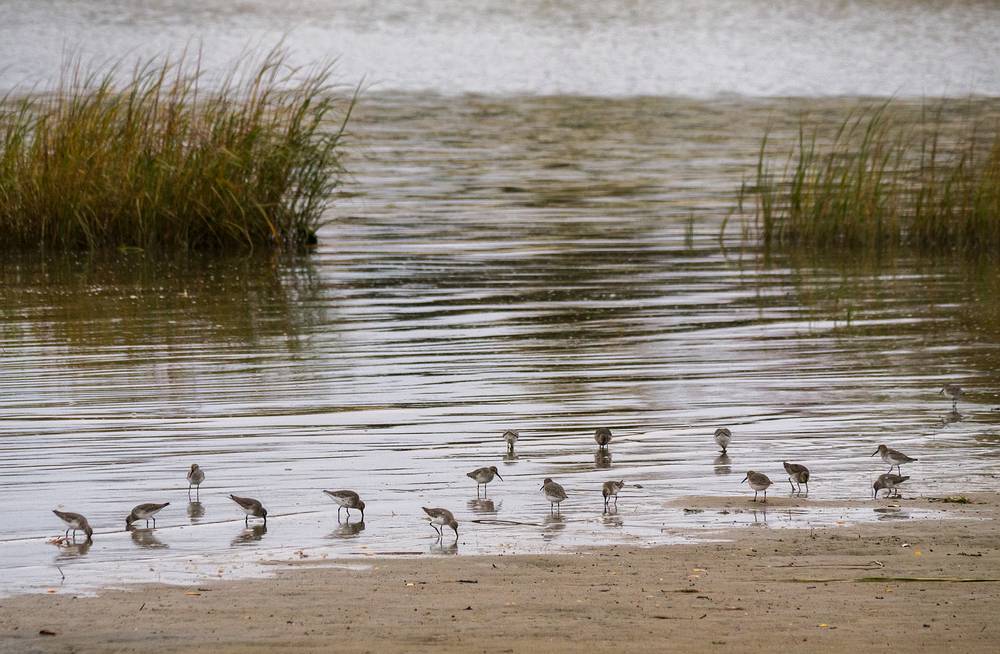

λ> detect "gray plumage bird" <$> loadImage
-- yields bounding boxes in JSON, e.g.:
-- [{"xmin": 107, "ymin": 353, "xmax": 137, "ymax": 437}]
[
  {"xmin": 125, "ymin": 502, "xmax": 170, "ymax": 529},
  {"xmin": 422, "ymin": 507, "xmax": 459, "ymax": 539},
  {"xmin": 230, "ymin": 494, "xmax": 267, "ymax": 525},
  {"xmin": 594, "ymin": 427, "xmax": 612, "ymax": 450},
  {"xmin": 782, "ymin": 462, "xmax": 810, "ymax": 494},
  {"xmin": 741, "ymin": 471, "xmax": 773, "ymax": 503}
]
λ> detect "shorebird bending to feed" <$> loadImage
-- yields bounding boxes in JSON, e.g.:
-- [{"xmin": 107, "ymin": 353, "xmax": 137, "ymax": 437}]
[
  {"xmin": 940, "ymin": 383, "xmax": 963, "ymax": 410},
  {"xmin": 782, "ymin": 462, "xmax": 810, "ymax": 495},
  {"xmin": 53, "ymin": 510, "xmax": 93, "ymax": 541},
  {"xmin": 541, "ymin": 477, "xmax": 568, "ymax": 513},
  {"xmin": 187, "ymin": 464, "xmax": 204, "ymax": 497},
  {"xmin": 714, "ymin": 428, "xmax": 732, "ymax": 454},
  {"xmin": 125, "ymin": 502, "xmax": 170, "ymax": 529},
  {"xmin": 741, "ymin": 471, "xmax": 773, "ymax": 503},
  {"xmin": 602, "ymin": 480, "xmax": 625, "ymax": 510},
  {"xmin": 422, "ymin": 507, "xmax": 458, "ymax": 539},
  {"xmin": 323, "ymin": 490, "xmax": 365, "ymax": 521},
  {"xmin": 229, "ymin": 495, "xmax": 267, "ymax": 525},
  {"xmin": 467, "ymin": 466, "xmax": 503, "ymax": 496},
  {"xmin": 503, "ymin": 430, "xmax": 519, "ymax": 454},
  {"xmin": 873, "ymin": 473, "xmax": 909, "ymax": 498},
  {"xmin": 594, "ymin": 427, "xmax": 612, "ymax": 450},
  {"xmin": 871, "ymin": 444, "xmax": 916, "ymax": 474}
]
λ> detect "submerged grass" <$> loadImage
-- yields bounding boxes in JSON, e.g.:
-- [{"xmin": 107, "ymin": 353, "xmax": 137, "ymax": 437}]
[
  {"xmin": 739, "ymin": 102, "xmax": 1000, "ymax": 255},
  {"xmin": 0, "ymin": 48, "xmax": 354, "ymax": 251}
]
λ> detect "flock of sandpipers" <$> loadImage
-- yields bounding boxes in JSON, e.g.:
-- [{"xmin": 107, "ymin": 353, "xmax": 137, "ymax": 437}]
[{"xmin": 51, "ymin": 384, "xmax": 963, "ymax": 544}]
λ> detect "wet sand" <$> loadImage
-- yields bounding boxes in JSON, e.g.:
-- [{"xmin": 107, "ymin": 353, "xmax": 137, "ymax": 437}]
[{"xmin": 1, "ymin": 493, "xmax": 998, "ymax": 653}]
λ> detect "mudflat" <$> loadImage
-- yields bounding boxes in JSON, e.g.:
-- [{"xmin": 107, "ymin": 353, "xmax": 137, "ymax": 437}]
[{"xmin": 1, "ymin": 493, "xmax": 998, "ymax": 653}]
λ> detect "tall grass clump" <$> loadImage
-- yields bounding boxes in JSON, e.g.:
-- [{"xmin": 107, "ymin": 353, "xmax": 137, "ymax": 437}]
[
  {"xmin": 740, "ymin": 102, "xmax": 1000, "ymax": 255},
  {"xmin": 0, "ymin": 48, "xmax": 354, "ymax": 251}
]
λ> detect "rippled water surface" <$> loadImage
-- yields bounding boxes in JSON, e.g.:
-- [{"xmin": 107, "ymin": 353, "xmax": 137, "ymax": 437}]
[
  {"xmin": 2, "ymin": 0, "xmax": 1000, "ymax": 96},
  {"xmin": 1, "ymin": 94, "xmax": 999, "ymax": 596}
]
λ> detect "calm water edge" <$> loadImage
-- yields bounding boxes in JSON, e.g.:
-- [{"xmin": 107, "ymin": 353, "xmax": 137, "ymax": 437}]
[{"xmin": 0, "ymin": 93, "xmax": 998, "ymax": 596}]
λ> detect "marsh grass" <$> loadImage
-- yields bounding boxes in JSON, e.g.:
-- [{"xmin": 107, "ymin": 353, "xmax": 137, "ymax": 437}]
[
  {"xmin": 739, "ymin": 102, "xmax": 1000, "ymax": 255},
  {"xmin": 0, "ymin": 48, "xmax": 354, "ymax": 251}
]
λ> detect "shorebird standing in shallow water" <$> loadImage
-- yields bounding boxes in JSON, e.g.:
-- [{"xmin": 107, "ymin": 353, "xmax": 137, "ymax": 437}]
[
  {"xmin": 467, "ymin": 466, "xmax": 503, "ymax": 497},
  {"xmin": 229, "ymin": 495, "xmax": 267, "ymax": 525},
  {"xmin": 503, "ymin": 430, "xmax": 519, "ymax": 454},
  {"xmin": 125, "ymin": 502, "xmax": 170, "ymax": 529},
  {"xmin": 782, "ymin": 462, "xmax": 810, "ymax": 495},
  {"xmin": 873, "ymin": 473, "xmax": 909, "ymax": 498},
  {"xmin": 714, "ymin": 428, "xmax": 732, "ymax": 454},
  {"xmin": 422, "ymin": 507, "xmax": 459, "ymax": 539},
  {"xmin": 53, "ymin": 510, "xmax": 93, "ymax": 541},
  {"xmin": 940, "ymin": 383, "xmax": 963, "ymax": 410},
  {"xmin": 323, "ymin": 490, "xmax": 365, "ymax": 521},
  {"xmin": 187, "ymin": 464, "xmax": 205, "ymax": 497},
  {"xmin": 741, "ymin": 471, "xmax": 773, "ymax": 503},
  {"xmin": 871, "ymin": 444, "xmax": 916, "ymax": 474},
  {"xmin": 541, "ymin": 477, "xmax": 568, "ymax": 513},
  {"xmin": 594, "ymin": 427, "xmax": 612, "ymax": 451},
  {"xmin": 602, "ymin": 480, "xmax": 625, "ymax": 511}
]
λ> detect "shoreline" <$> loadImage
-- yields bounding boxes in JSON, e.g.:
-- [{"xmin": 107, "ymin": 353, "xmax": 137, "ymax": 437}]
[{"xmin": 1, "ymin": 493, "xmax": 998, "ymax": 652}]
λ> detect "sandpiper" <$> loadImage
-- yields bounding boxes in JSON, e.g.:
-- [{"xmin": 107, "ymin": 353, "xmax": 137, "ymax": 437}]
[
  {"xmin": 187, "ymin": 464, "xmax": 205, "ymax": 496},
  {"xmin": 323, "ymin": 490, "xmax": 365, "ymax": 521},
  {"xmin": 503, "ymin": 430, "xmax": 519, "ymax": 454},
  {"xmin": 594, "ymin": 427, "xmax": 612, "ymax": 450},
  {"xmin": 467, "ymin": 466, "xmax": 503, "ymax": 496},
  {"xmin": 873, "ymin": 473, "xmax": 909, "ymax": 498},
  {"xmin": 871, "ymin": 444, "xmax": 916, "ymax": 474},
  {"xmin": 53, "ymin": 510, "xmax": 93, "ymax": 541},
  {"xmin": 229, "ymin": 494, "xmax": 267, "ymax": 525},
  {"xmin": 602, "ymin": 480, "xmax": 625, "ymax": 510},
  {"xmin": 125, "ymin": 502, "xmax": 170, "ymax": 529},
  {"xmin": 714, "ymin": 428, "xmax": 732, "ymax": 454},
  {"xmin": 541, "ymin": 477, "xmax": 568, "ymax": 512},
  {"xmin": 422, "ymin": 507, "xmax": 458, "ymax": 539},
  {"xmin": 782, "ymin": 462, "xmax": 810, "ymax": 495},
  {"xmin": 741, "ymin": 471, "xmax": 773, "ymax": 503},
  {"xmin": 940, "ymin": 383, "xmax": 963, "ymax": 409}
]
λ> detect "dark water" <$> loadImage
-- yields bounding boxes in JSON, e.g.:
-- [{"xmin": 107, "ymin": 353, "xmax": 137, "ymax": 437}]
[{"xmin": 1, "ymin": 94, "xmax": 998, "ymax": 596}]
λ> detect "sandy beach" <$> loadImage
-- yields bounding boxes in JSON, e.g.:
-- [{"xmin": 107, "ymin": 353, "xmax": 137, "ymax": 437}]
[{"xmin": 2, "ymin": 493, "xmax": 997, "ymax": 653}]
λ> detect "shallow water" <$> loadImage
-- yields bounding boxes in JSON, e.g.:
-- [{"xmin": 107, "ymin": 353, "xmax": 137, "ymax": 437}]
[
  {"xmin": 1, "ymin": 94, "xmax": 999, "ymax": 597},
  {"xmin": 2, "ymin": 1, "xmax": 1000, "ymax": 96}
]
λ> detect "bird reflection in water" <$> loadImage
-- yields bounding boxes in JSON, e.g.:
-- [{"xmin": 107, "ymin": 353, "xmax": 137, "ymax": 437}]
[
  {"xmin": 601, "ymin": 511, "xmax": 623, "ymax": 528},
  {"xmin": 594, "ymin": 450, "xmax": 612, "ymax": 469},
  {"xmin": 187, "ymin": 501, "xmax": 205, "ymax": 523},
  {"xmin": 429, "ymin": 539, "xmax": 458, "ymax": 555},
  {"xmin": 130, "ymin": 528, "xmax": 168, "ymax": 549},
  {"xmin": 233, "ymin": 524, "xmax": 267, "ymax": 545},
  {"xmin": 942, "ymin": 409, "xmax": 963, "ymax": 425},
  {"xmin": 502, "ymin": 451, "xmax": 519, "ymax": 464},
  {"xmin": 329, "ymin": 520, "xmax": 366, "ymax": 539},
  {"xmin": 542, "ymin": 513, "xmax": 566, "ymax": 541},
  {"xmin": 749, "ymin": 509, "xmax": 768, "ymax": 526},
  {"xmin": 467, "ymin": 498, "xmax": 497, "ymax": 515},
  {"xmin": 55, "ymin": 539, "xmax": 92, "ymax": 560},
  {"xmin": 874, "ymin": 507, "xmax": 910, "ymax": 521},
  {"xmin": 713, "ymin": 454, "xmax": 732, "ymax": 476}
]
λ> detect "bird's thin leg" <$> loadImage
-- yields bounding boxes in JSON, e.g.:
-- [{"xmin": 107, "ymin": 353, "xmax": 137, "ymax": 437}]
[
  {"xmin": 65, "ymin": 528, "xmax": 70, "ymax": 539},
  {"xmin": 762, "ymin": 490, "xmax": 767, "ymax": 504},
  {"xmin": 804, "ymin": 482, "xmax": 809, "ymax": 496},
  {"xmin": 753, "ymin": 491, "xmax": 757, "ymax": 502},
  {"xmin": 614, "ymin": 495, "xmax": 618, "ymax": 507},
  {"xmin": 245, "ymin": 515, "xmax": 249, "ymax": 526},
  {"xmin": 153, "ymin": 517, "xmax": 157, "ymax": 528}
]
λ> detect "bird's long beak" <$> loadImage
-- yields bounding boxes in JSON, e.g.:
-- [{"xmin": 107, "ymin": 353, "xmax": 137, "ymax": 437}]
[
  {"xmin": 939, "ymin": 388, "xmax": 944, "ymax": 395},
  {"xmin": 495, "ymin": 472, "xmax": 503, "ymax": 481},
  {"xmin": 740, "ymin": 474, "xmax": 748, "ymax": 484},
  {"xmin": 539, "ymin": 484, "xmax": 545, "ymax": 490},
  {"xmin": 870, "ymin": 450, "xmax": 878, "ymax": 457}
]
